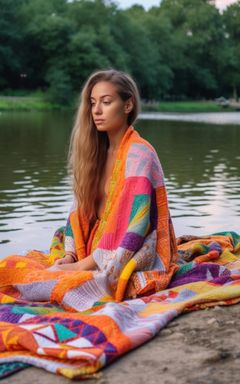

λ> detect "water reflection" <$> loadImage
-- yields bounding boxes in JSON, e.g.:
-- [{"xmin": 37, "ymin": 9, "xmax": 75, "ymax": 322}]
[
  {"xmin": 137, "ymin": 119, "xmax": 239, "ymax": 236},
  {"xmin": 0, "ymin": 112, "xmax": 239, "ymax": 256},
  {"xmin": 0, "ymin": 112, "xmax": 73, "ymax": 254}
]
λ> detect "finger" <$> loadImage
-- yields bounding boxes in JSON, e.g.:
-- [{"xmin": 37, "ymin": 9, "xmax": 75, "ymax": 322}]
[{"xmin": 54, "ymin": 259, "xmax": 62, "ymax": 265}]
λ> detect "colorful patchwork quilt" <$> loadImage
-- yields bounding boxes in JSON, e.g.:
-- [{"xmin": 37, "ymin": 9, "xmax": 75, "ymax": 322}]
[{"xmin": 0, "ymin": 232, "xmax": 239, "ymax": 379}]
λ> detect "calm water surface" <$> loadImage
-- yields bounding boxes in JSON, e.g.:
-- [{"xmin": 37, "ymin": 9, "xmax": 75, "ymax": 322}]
[{"xmin": 0, "ymin": 111, "xmax": 239, "ymax": 257}]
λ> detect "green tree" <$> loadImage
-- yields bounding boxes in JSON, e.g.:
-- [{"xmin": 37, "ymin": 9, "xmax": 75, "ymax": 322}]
[
  {"xmin": 65, "ymin": 1, "xmax": 128, "ymax": 89},
  {"xmin": 19, "ymin": 0, "xmax": 70, "ymax": 89},
  {"xmin": 159, "ymin": 0, "xmax": 225, "ymax": 98},
  {"xmin": 45, "ymin": 66, "xmax": 73, "ymax": 105},
  {"xmin": 222, "ymin": 1, "xmax": 240, "ymax": 99},
  {"xmin": 116, "ymin": 7, "xmax": 159, "ymax": 99},
  {"xmin": 0, "ymin": 0, "xmax": 28, "ymax": 89},
  {"xmin": 1, "ymin": 0, "xmax": 239, "ymax": 101}
]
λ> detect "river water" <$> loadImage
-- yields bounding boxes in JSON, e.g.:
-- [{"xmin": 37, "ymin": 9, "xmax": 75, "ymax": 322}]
[{"xmin": 0, "ymin": 111, "xmax": 239, "ymax": 257}]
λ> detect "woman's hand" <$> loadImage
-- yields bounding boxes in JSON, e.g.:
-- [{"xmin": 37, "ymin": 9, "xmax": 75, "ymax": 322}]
[
  {"xmin": 54, "ymin": 254, "xmax": 75, "ymax": 266},
  {"xmin": 56, "ymin": 254, "xmax": 97, "ymax": 271}
]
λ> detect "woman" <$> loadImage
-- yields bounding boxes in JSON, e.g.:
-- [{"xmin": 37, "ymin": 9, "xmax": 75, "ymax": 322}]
[
  {"xmin": 53, "ymin": 69, "xmax": 139, "ymax": 271},
  {"xmin": 0, "ymin": 69, "xmax": 178, "ymax": 308},
  {"xmin": 50, "ymin": 68, "xmax": 179, "ymax": 299}
]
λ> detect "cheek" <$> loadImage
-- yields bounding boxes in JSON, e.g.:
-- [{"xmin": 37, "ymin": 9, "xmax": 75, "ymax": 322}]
[{"xmin": 109, "ymin": 104, "xmax": 125, "ymax": 119}]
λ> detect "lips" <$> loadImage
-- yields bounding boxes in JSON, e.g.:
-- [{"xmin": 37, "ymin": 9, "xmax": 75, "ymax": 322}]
[{"xmin": 94, "ymin": 119, "xmax": 105, "ymax": 124}]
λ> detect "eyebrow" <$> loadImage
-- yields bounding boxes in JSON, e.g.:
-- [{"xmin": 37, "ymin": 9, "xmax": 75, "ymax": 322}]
[{"xmin": 90, "ymin": 94, "xmax": 113, "ymax": 100}]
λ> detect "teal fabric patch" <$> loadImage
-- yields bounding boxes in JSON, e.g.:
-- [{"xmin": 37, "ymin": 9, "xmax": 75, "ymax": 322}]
[
  {"xmin": 129, "ymin": 194, "xmax": 150, "ymax": 236},
  {"xmin": 0, "ymin": 362, "xmax": 30, "ymax": 379},
  {"xmin": 54, "ymin": 323, "xmax": 77, "ymax": 342}
]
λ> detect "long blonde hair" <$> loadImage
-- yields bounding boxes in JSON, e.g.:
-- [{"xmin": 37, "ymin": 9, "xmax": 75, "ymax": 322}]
[{"xmin": 68, "ymin": 69, "xmax": 141, "ymax": 222}]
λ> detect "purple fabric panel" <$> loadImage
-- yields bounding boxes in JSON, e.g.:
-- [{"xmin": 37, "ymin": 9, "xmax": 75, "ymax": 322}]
[
  {"xmin": 120, "ymin": 232, "xmax": 144, "ymax": 252},
  {"xmin": 169, "ymin": 263, "xmax": 231, "ymax": 288},
  {"xmin": 0, "ymin": 306, "xmax": 22, "ymax": 323}
]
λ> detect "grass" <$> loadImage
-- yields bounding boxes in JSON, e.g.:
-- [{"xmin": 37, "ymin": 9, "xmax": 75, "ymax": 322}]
[
  {"xmin": 0, "ymin": 97, "xmax": 58, "ymax": 111},
  {"xmin": 0, "ymin": 95, "xmax": 62, "ymax": 111},
  {"xmin": 0, "ymin": 91, "xmax": 65, "ymax": 111},
  {"xmin": 0, "ymin": 93, "xmax": 231, "ymax": 113},
  {"xmin": 142, "ymin": 100, "xmax": 226, "ymax": 113}
]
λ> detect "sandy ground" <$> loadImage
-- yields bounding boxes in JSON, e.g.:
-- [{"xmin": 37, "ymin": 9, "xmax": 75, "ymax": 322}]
[{"xmin": 2, "ymin": 303, "xmax": 240, "ymax": 384}]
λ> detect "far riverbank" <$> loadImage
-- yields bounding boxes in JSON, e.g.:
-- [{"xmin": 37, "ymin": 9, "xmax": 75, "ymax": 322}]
[{"xmin": 0, "ymin": 95, "xmax": 236, "ymax": 113}]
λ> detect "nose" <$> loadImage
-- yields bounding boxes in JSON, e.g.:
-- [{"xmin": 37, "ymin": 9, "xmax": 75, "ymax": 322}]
[{"xmin": 93, "ymin": 102, "xmax": 102, "ymax": 115}]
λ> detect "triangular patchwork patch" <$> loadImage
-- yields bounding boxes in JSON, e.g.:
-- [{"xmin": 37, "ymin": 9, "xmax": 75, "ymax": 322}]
[{"xmin": 54, "ymin": 323, "xmax": 77, "ymax": 342}]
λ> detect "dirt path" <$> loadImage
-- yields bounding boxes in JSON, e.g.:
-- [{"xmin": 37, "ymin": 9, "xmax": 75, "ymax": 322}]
[{"xmin": 2, "ymin": 303, "xmax": 240, "ymax": 384}]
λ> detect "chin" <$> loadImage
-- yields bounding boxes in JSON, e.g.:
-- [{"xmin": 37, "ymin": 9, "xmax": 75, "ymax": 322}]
[{"xmin": 95, "ymin": 126, "xmax": 107, "ymax": 132}]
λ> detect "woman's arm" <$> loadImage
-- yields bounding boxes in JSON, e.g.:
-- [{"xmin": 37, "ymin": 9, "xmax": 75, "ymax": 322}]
[
  {"xmin": 53, "ymin": 202, "xmax": 78, "ymax": 265},
  {"xmin": 54, "ymin": 253, "xmax": 76, "ymax": 265},
  {"xmin": 56, "ymin": 253, "xmax": 97, "ymax": 271}
]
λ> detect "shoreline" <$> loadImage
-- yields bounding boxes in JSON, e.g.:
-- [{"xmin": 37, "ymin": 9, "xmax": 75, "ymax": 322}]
[
  {"xmin": 0, "ymin": 96, "xmax": 237, "ymax": 113},
  {"xmin": 139, "ymin": 111, "xmax": 240, "ymax": 125}
]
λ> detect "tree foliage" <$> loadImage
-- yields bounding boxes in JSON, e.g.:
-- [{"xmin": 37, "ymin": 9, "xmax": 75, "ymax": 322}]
[{"xmin": 0, "ymin": 0, "xmax": 240, "ymax": 103}]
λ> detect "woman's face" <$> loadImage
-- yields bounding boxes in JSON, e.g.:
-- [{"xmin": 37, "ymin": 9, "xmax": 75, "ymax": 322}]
[{"xmin": 90, "ymin": 81, "xmax": 132, "ymax": 133}]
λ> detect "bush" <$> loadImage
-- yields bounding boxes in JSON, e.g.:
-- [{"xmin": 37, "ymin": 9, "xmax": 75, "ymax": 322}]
[{"xmin": 45, "ymin": 67, "xmax": 74, "ymax": 106}]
